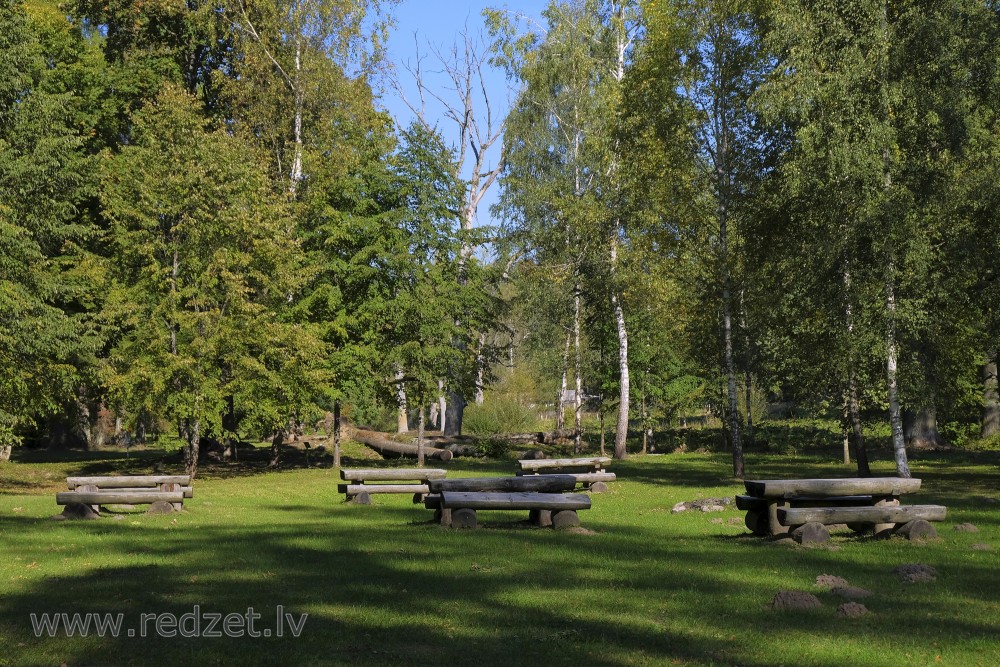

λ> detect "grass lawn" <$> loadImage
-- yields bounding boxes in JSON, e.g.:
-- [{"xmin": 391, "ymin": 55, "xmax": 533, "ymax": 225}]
[{"xmin": 1, "ymin": 443, "xmax": 998, "ymax": 666}]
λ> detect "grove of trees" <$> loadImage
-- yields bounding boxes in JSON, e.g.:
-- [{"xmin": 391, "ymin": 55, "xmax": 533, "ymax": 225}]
[{"xmin": 1, "ymin": 0, "xmax": 997, "ymax": 479}]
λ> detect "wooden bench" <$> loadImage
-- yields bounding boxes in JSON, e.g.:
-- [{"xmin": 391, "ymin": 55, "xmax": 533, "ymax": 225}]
[
  {"xmin": 58, "ymin": 475, "xmax": 192, "ymax": 516},
  {"xmin": 427, "ymin": 490, "xmax": 591, "ymax": 529},
  {"xmin": 516, "ymin": 456, "xmax": 616, "ymax": 493},
  {"xmin": 422, "ymin": 475, "xmax": 587, "ymax": 528},
  {"xmin": 740, "ymin": 477, "xmax": 946, "ymax": 542},
  {"xmin": 338, "ymin": 468, "xmax": 447, "ymax": 504}
]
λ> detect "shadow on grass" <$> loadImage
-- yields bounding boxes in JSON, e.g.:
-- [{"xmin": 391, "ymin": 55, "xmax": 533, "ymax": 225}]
[{"xmin": 3, "ymin": 497, "xmax": 999, "ymax": 667}]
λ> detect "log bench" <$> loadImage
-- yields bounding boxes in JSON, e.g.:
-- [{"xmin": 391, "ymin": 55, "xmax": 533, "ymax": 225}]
[
  {"xmin": 58, "ymin": 475, "xmax": 192, "ymax": 516},
  {"xmin": 740, "ymin": 477, "xmax": 946, "ymax": 542},
  {"xmin": 339, "ymin": 468, "xmax": 447, "ymax": 504},
  {"xmin": 516, "ymin": 456, "xmax": 616, "ymax": 493},
  {"xmin": 427, "ymin": 490, "xmax": 591, "ymax": 529},
  {"xmin": 421, "ymin": 474, "xmax": 576, "ymax": 521}
]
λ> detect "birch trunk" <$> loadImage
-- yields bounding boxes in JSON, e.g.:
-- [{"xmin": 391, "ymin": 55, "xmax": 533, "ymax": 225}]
[
  {"xmin": 574, "ymin": 284, "xmax": 583, "ymax": 453},
  {"xmin": 395, "ymin": 367, "xmax": 408, "ymax": 433},
  {"xmin": 438, "ymin": 380, "xmax": 446, "ymax": 434},
  {"xmin": 611, "ymin": 244, "xmax": 630, "ymax": 460},
  {"xmin": 0, "ymin": 445, "xmax": 11, "ymax": 462},
  {"xmin": 885, "ymin": 277, "xmax": 910, "ymax": 477},
  {"xmin": 556, "ymin": 332, "xmax": 570, "ymax": 431},
  {"xmin": 474, "ymin": 333, "xmax": 486, "ymax": 405},
  {"xmin": 289, "ymin": 38, "xmax": 303, "ymax": 195}
]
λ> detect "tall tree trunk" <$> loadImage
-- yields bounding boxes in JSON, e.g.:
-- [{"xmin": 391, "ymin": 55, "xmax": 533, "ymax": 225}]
[
  {"xmin": 982, "ymin": 352, "xmax": 999, "ymax": 438},
  {"xmin": 842, "ymin": 398, "xmax": 851, "ymax": 465},
  {"xmin": 474, "ymin": 333, "xmax": 486, "ymax": 405},
  {"xmin": 640, "ymin": 391, "xmax": 648, "ymax": 455},
  {"xmin": 903, "ymin": 406, "xmax": 945, "ymax": 449},
  {"xmin": 438, "ymin": 380, "xmax": 446, "ymax": 434},
  {"xmin": 289, "ymin": 38, "xmax": 303, "ymax": 195},
  {"xmin": 556, "ymin": 331, "xmax": 570, "ymax": 431},
  {"xmin": 333, "ymin": 399, "xmax": 341, "ymax": 469},
  {"xmin": 269, "ymin": 427, "xmax": 284, "ymax": 468},
  {"xmin": 885, "ymin": 277, "xmax": 910, "ymax": 477},
  {"xmin": 444, "ymin": 391, "xmax": 465, "ymax": 437},
  {"xmin": 611, "ymin": 268, "xmax": 630, "ymax": 459},
  {"xmin": 599, "ymin": 407, "xmax": 606, "ymax": 457},
  {"xmin": 721, "ymin": 246, "xmax": 743, "ymax": 477},
  {"xmin": 740, "ymin": 294, "xmax": 755, "ymax": 450},
  {"xmin": 184, "ymin": 418, "xmax": 200, "ymax": 479},
  {"xmin": 844, "ymin": 268, "xmax": 871, "ymax": 476},
  {"xmin": 395, "ymin": 366, "xmax": 408, "ymax": 433},
  {"xmin": 573, "ymin": 283, "xmax": 583, "ymax": 453},
  {"xmin": 417, "ymin": 406, "xmax": 426, "ymax": 467}
]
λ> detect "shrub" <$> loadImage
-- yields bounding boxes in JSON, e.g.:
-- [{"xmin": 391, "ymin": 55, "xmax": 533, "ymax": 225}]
[{"xmin": 463, "ymin": 398, "xmax": 537, "ymax": 435}]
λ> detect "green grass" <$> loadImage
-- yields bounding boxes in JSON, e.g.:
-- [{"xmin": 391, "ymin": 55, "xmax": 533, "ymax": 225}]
[{"xmin": 1, "ymin": 443, "xmax": 999, "ymax": 667}]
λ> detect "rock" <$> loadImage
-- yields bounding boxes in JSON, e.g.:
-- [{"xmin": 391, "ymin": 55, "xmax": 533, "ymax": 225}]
[
  {"xmin": 836, "ymin": 602, "xmax": 869, "ymax": 618},
  {"xmin": 815, "ymin": 574, "xmax": 851, "ymax": 589},
  {"xmin": 589, "ymin": 481, "xmax": 609, "ymax": 494},
  {"xmin": 896, "ymin": 519, "xmax": 937, "ymax": 541},
  {"xmin": 770, "ymin": 590, "xmax": 822, "ymax": 611},
  {"xmin": 792, "ymin": 522, "xmax": 830, "ymax": 545},
  {"xmin": 700, "ymin": 504, "xmax": 726, "ymax": 513},
  {"xmin": 953, "ymin": 523, "xmax": 979, "ymax": 533},
  {"xmin": 893, "ymin": 563, "xmax": 938, "ymax": 583},
  {"xmin": 55, "ymin": 503, "xmax": 100, "ymax": 521},
  {"xmin": 147, "ymin": 500, "xmax": 176, "ymax": 515},
  {"xmin": 831, "ymin": 586, "xmax": 872, "ymax": 599},
  {"xmin": 970, "ymin": 543, "xmax": 993, "ymax": 551},
  {"xmin": 671, "ymin": 502, "xmax": 689, "ymax": 513}
]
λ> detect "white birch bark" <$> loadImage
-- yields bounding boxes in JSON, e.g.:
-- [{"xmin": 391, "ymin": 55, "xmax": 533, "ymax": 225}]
[{"xmin": 395, "ymin": 366, "xmax": 408, "ymax": 434}]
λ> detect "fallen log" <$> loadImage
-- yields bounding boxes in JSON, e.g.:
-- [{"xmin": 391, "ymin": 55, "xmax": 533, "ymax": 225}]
[{"xmin": 353, "ymin": 430, "xmax": 453, "ymax": 462}]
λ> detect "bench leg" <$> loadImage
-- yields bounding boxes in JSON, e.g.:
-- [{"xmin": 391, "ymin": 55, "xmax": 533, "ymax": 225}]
[
  {"xmin": 895, "ymin": 519, "xmax": 937, "ymax": 541},
  {"xmin": 530, "ymin": 509, "xmax": 553, "ymax": 528},
  {"xmin": 451, "ymin": 508, "xmax": 476, "ymax": 529},
  {"xmin": 435, "ymin": 507, "xmax": 452, "ymax": 527},
  {"xmin": 873, "ymin": 497, "xmax": 897, "ymax": 537},
  {"xmin": 767, "ymin": 500, "xmax": 790, "ymax": 536},
  {"xmin": 348, "ymin": 491, "xmax": 371, "ymax": 505},
  {"xmin": 589, "ymin": 481, "xmax": 609, "ymax": 494},
  {"xmin": 745, "ymin": 510, "xmax": 767, "ymax": 536},
  {"xmin": 552, "ymin": 510, "xmax": 580, "ymax": 529}
]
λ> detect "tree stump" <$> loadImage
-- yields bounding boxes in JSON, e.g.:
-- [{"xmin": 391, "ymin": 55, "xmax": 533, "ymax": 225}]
[
  {"xmin": 451, "ymin": 508, "xmax": 477, "ymax": 529},
  {"xmin": 552, "ymin": 509, "xmax": 580, "ymax": 529},
  {"xmin": 791, "ymin": 522, "xmax": 830, "ymax": 545}
]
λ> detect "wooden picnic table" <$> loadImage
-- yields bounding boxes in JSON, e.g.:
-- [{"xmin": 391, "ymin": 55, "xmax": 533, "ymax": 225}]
[{"xmin": 738, "ymin": 477, "xmax": 945, "ymax": 541}]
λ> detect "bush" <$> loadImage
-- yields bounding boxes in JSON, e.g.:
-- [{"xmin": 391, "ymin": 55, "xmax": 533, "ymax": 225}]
[{"xmin": 463, "ymin": 398, "xmax": 537, "ymax": 435}]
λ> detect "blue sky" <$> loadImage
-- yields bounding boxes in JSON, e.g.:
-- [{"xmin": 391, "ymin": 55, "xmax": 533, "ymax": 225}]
[{"xmin": 381, "ymin": 1, "xmax": 549, "ymax": 228}]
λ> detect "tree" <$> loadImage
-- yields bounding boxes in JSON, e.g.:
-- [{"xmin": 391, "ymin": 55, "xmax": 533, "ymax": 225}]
[
  {"xmin": 0, "ymin": 0, "xmax": 99, "ymax": 457},
  {"xmin": 100, "ymin": 85, "xmax": 321, "ymax": 476},
  {"xmin": 491, "ymin": 0, "xmax": 641, "ymax": 458}
]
